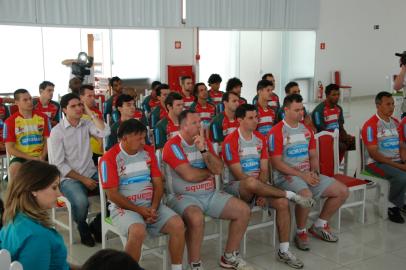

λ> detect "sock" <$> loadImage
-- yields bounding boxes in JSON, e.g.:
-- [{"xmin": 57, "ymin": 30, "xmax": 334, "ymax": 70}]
[
  {"xmin": 224, "ymin": 251, "xmax": 236, "ymax": 259},
  {"xmin": 315, "ymin": 218, "xmax": 327, "ymax": 228},
  {"xmin": 296, "ymin": 228, "xmax": 306, "ymax": 234},
  {"xmin": 279, "ymin": 242, "xmax": 289, "ymax": 253},
  {"xmin": 285, "ymin": 191, "xmax": 295, "ymax": 200},
  {"xmin": 171, "ymin": 264, "xmax": 182, "ymax": 270}
]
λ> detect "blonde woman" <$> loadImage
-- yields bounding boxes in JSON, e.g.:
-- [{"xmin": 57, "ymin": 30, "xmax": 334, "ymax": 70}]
[{"xmin": 0, "ymin": 160, "xmax": 78, "ymax": 270}]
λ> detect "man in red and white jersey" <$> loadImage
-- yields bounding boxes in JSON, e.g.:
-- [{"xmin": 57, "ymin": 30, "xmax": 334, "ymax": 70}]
[
  {"xmin": 207, "ymin": 73, "xmax": 224, "ymax": 106},
  {"xmin": 180, "ymin": 76, "xmax": 195, "ymax": 109},
  {"xmin": 163, "ymin": 110, "xmax": 254, "ymax": 270},
  {"xmin": 33, "ymin": 81, "xmax": 61, "ymax": 127},
  {"xmin": 190, "ymin": 83, "xmax": 216, "ymax": 136},
  {"xmin": 255, "ymin": 79, "xmax": 276, "ymax": 136},
  {"xmin": 100, "ymin": 119, "xmax": 185, "ymax": 269}
]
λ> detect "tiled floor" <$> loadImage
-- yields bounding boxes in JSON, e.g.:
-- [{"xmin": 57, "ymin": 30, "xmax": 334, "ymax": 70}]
[{"xmin": 4, "ymin": 96, "xmax": 406, "ymax": 270}]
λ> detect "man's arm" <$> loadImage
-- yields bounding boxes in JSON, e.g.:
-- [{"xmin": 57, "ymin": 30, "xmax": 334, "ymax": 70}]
[
  {"xmin": 394, "ymin": 66, "xmax": 406, "ymax": 90},
  {"xmin": 5, "ymin": 142, "xmax": 38, "ymax": 160},
  {"xmin": 173, "ymin": 163, "xmax": 211, "ymax": 182},
  {"xmin": 150, "ymin": 176, "xmax": 163, "ymax": 210},
  {"xmin": 258, "ymin": 159, "xmax": 269, "ymax": 183},
  {"xmin": 366, "ymin": 145, "xmax": 406, "ymax": 171},
  {"xmin": 84, "ymin": 103, "xmax": 105, "ymax": 131},
  {"xmin": 40, "ymin": 138, "xmax": 48, "ymax": 160},
  {"xmin": 270, "ymin": 155, "xmax": 319, "ymax": 186},
  {"xmin": 201, "ymin": 151, "xmax": 223, "ymax": 175},
  {"xmin": 400, "ymin": 143, "xmax": 406, "ymax": 162},
  {"xmin": 308, "ymin": 148, "xmax": 320, "ymax": 173}
]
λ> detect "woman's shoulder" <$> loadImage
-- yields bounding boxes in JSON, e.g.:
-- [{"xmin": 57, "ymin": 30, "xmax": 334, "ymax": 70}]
[{"xmin": 2, "ymin": 213, "xmax": 50, "ymax": 241}]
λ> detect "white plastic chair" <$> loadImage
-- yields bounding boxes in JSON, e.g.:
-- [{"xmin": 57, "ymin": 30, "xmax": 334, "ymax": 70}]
[
  {"xmin": 9, "ymin": 262, "xmax": 23, "ymax": 270},
  {"xmin": 315, "ymin": 129, "xmax": 367, "ymax": 231},
  {"xmin": 0, "ymin": 249, "xmax": 11, "ymax": 270}
]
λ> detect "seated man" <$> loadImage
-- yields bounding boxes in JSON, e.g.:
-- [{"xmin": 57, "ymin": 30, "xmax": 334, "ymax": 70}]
[
  {"xmin": 252, "ymin": 73, "xmax": 280, "ymax": 113},
  {"xmin": 103, "ymin": 76, "xmax": 123, "ymax": 120},
  {"xmin": 226, "ymin": 77, "xmax": 247, "ymax": 106},
  {"xmin": 222, "ymin": 104, "xmax": 315, "ymax": 269},
  {"xmin": 180, "ymin": 76, "xmax": 195, "ymax": 110},
  {"xmin": 68, "ymin": 77, "xmax": 82, "ymax": 95},
  {"xmin": 163, "ymin": 110, "xmax": 254, "ymax": 270},
  {"xmin": 312, "ymin": 83, "xmax": 355, "ymax": 163},
  {"xmin": 150, "ymin": 84, "xmax": 171, "ymax": 128},
  {"xmin": 154, "ymin": 92, "xmax": 183, "ymax": 149},
  {"xmin": 209, "ymin": 91, "xmax": 240, "ymax": 145},
  {"xmin": 49, "ymin": 93, "xmax": 110, "ymax": 247},
  {"xmin": 269, "ymin": 94, "xmax": 349, "ymax": 250},
  {"xmin": 33, "ymin": 80, "xmax": 61, "ymax": 127},
  {"xmin": 4, "ymin": 89, "xmax": 50, "ymax": 181},
  {"xmin": 275, "ymin": 82, "xmax": 315, "ymax": 131},
  {"xmin": 0, "ymin": 98, "xmax": 10, "ymax": 153},
  {"xmin": 107, "ymin": 94, "xmax": 147, "ymax": 151},
  {"xmin": 362, "ymin": 91, "xmax": 406, "ymax": 223},
  {"xmin": 207, "ymin": 73, "xmax": 224, "ymax": 107},
  {"xmin": 142, "ymin": 81, "xmax": 161, "ymax": 114},
  {"xmin": 190, "ymin": 83, "xmax": 216, "ymax": 133},
  {"xmin": 100, "ymin": 119, "xmax": 185, "ymax": 269},
  {"xmin": 255, "ymin": 79, "xmax": 276, "ymax": 136},
  {"xmin": 79, "ymin": 84, "xmax": 104, "ymax": 165}
]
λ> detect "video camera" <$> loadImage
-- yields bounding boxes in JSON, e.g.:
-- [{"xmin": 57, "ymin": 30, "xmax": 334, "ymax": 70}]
[
  {"xmin": 71, "ymin": 52, "xmax": 94, "ymax": 82},
  {"xmin": 395, "ymin": 51, "xmax": 406, "ymax": 66}
]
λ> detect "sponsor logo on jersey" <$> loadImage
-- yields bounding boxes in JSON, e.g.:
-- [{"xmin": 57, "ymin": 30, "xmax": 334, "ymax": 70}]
[
  {"xmin": 379, "ymin": 137, "xmax": 399, "ymax": 150},
  {"xmin": 126, "ymin": 186, "xmax": 154, "ymax": 202},
  {"xmin": 286, "ymin": 144, "xmax": 308, "ymax": 158},
  {"xmin": 185, "ymin": 180, "xmax": 214, "ymax": 192},
  {"xmin": 19, "ymin": 134, "xmax": 42, "ymax": 146},
  {"xmin": 241, "ymin": 158, "xmax": 260, "ymax": 172}
]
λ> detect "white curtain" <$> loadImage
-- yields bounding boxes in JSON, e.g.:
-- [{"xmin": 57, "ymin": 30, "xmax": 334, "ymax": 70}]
[
  {"xmin": 285, "ymin": 0, "xmax": 320, "ymax": 29},
  {"xmin": 0, "ymin": 0, "xmax": 37, "ymax": 24}
]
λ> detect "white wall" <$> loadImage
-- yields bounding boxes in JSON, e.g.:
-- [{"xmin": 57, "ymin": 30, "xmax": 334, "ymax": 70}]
[
  {"xmin": 315, "ymin": 0, "xmax": 406, "ymax": 97},
  {"xmin": 160, "ymin": 28, "xmax": 195, "ymax": 82}
]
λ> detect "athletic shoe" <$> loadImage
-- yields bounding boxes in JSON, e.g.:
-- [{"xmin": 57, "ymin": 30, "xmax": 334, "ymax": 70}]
[
  {"xmin": 388, "ymin": 207, "xmax": 405, "ymax": 224},
  {"xmin": 294, "ymin": 231, "xmax": 310, "ymax": 251},
  {"xmin": 400, "ymin": 205, "xmax": 406, "ymax": 215},
  {"xmin": 277, "ymin": 250, "xmax": 304, "ymax": 269},
  {"xmin": 220, "ymin": 251, "xmax": 255, "ymax": 270},
  {"xmin": 308, "ymin": 224, "xmax": 338, "ymax": 242},
  {"xmin": 190, "ymin": 261, "xmax": 204, "ymax": 270},
  {"xmin": 290, "ymin": 194, "xmax": 315, "ymax": 208}
]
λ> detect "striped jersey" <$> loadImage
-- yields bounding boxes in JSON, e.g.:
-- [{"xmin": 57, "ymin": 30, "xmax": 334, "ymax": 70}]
[
  {"xmin": 150, "ymin": 104, "xmax": 168, "ymax": 128},
  {"xmin": 256, "ymin": 103, "xmax": 276, "ymax": 136},
  {"xmin": 181, "ymin": 93, "xmax": 195, "ymax": 109},
  {"xmin": 100, "ymin": 144, "xmax": 161, "ymax": 208},
  {"xmin": 268, "ymin": 120, "xmax": 316, "ymax": 180},
  {"xmin": 163, "ymin": 134, "xmax": 216, "ymax": 196},
  {"xmin": 154, "ymin": 116, "xmax": 180, "ymax": 149},
  {"xmin": 33, "ymin": 99, "xmax": 61, "ymax": 126},
  {"xmin": 312, "ymin": 101, "xmax": 344, "ymax": 133},
  {"xmin": 222, "ymin": 129, "xmax": 268, "ymax": 183},
  {"xmin": 361, "ymin": 114, "xmax": 400, "ymax": 165},
  {"xmin": 4, "ymin": 111, "xmax": 50, "ymax": 157},
  {"xmin": 209, "ymin": 112, "xmax": 239, "ymax": 143},
  {"xmin": 208, "ymin": 90, "xmax": 224, "ymax": 105},
  {"xmin": 252, "ymin": 94, "xmax": 280, "ymax": 113},
  {"xmin": 190, "ymin": 101, "xmax": 216, "ymax": 128}
]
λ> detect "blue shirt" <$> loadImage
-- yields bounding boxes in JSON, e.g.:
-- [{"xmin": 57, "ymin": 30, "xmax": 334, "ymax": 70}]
[{"xmin": 0, "ymin": 213, "xmax": 69, "ymax": 270}]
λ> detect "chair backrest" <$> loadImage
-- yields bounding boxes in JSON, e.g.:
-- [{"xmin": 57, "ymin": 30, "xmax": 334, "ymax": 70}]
[
  {"xmin": 98, "ymin": 159, "xmax": 109, "ymax": 223},
  {"xmin": 0, "ymin": 249, "xmax": 11, "ymax": 270},
  {"xmin": 9, "ymin": 261, "xmax": 23, "ymax": 270},
  {"xmin": 333, "ymin": 71, "xmax": 341, "ymax": 86},
  {"xmin": 355, "ymin": 127, "xmax": 365, "ymax": 176},
  {"xmin": 314, "ymin": 130, "xmax": 339, "ymax": 177},
  {"xmin": 95, "ymin": 95, "xmax": 105, "ymax": 113}
]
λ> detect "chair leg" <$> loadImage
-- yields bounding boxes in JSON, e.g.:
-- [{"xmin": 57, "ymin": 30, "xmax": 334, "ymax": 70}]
[
  {"xmin": 337, "ymin": 208, "xmax": 341, "ymax": 233},
  {"xmin": 218, "ymin": 220, "xmax": 223, "ymax": 258},
  {"xmin": 242, "ymin": 232, "xmax": 247, "ymax": 256},
  {"xmin": 361, "ymin": 189, "xmax": 366, "ymax": 224},
  {"xmin": 162, "ymin": 249, "xmax": 168, "ymax": 270},
  {"xmin": 67, "ymin": 205, "xmax": 73, "ymax": 245}
]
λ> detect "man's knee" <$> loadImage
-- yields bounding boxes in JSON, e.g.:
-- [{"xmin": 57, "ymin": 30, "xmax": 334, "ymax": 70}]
[
  {"xmin": 128, "ymin": 223, "xmax": 147, "ymax": 241},
  {"xmin": 183, "ymin": 207, "xmax": 204, "ymax": 228},
  {"xmin": 298, "ymin": 189, "xmax": 313, "ymax": 198},
  {"xmin": 242, "ymin": 177, "xmax": 259, "ymax": 192},
  {"xmin": 166, "ymin": 216, "xmax": 185, "ymax": 234},
  {"xmin": 271, "ymin": 197, "xmax": 289, "ymax": 211},
  {"xmin": 228, "ymin": 198, "xmax": 250, "ymax": 220}
]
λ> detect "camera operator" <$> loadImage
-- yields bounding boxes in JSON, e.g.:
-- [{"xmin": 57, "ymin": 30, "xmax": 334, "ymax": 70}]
[{"xmin": 393, "ymin": 52, "xmax": 406, "ymax": 118}]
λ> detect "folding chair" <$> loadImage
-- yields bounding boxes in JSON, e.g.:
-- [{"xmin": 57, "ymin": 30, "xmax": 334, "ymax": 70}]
[
  {"xmin": 315, "ymin": 129, "xmax": 367, "ymax": 231},
  {"xmin": 355, "ymin": 127, "xmax": 389, "ymax": 219}
]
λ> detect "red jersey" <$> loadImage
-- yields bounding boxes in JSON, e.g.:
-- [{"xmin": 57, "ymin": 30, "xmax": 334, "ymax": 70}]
[
  {"xmin": 208, "ymin": 90, "xmax": 224, "ymax": 105},
  {"xmin": 256, "ymin": 104, "xmax": 275, "ymax": 136},
  {"xmin": 193, "ymin": 102, "xmax": 216, "ymax": 125},
  {"xmin": 182, "ymin": 93, "xmax": 195, "ymax": 109},
  {"xmin": 0, "ymin": 104, "xmax": 7, "ymax": 143},
  {"xmin": 33, "ymin": 99, "xmax": 61, "ymax": 125}
]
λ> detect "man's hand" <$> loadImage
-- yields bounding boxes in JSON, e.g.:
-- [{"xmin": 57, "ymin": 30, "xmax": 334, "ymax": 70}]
[
  {"xmin": 301, "ymin": 171, "xmax": 320, "ymax": 186},
  {"xmin": 138, "ymin": 207, "xmax": 158, "ymax": 224},
  {"xmin": 83, "ymin": 102, "xmax": 93, "ymax": 116},
  {"xmin": 256, "ymin": 196, "xmax": 267, "ymax": 207},
  {"xmin": 193, "ymin": 127, "xmax": 207, "ymax": 152},
  {"xmin": 82, "ymin": 177, "xmax": 98, "ymax": 190}
]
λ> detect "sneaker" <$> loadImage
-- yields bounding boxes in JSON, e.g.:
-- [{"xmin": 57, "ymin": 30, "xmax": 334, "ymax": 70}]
[
  {"xmin": 78, "ymin": 223, "xmax": 95, "ymax": 247},
  {"xmin": 89, "ymin": 215, "xmax": 102, "ymax": 243},
  {"xmin": 400, "ymin": 205, "xmax": 406, "ymax": 215},
  {"xmin": 294, "ymin": 231, "xmax": 310, "ymax": 251},
  {"xmin": 388, "ymin": 207, "xmax": 405, "ymax": 224},
  {"xmin": 277, "ymin": 250, "xmax": 304, "ymax": 269},
  {"xmin": 190, "ymin": 261, "xmax": 204, "ymax": 270},
  {"xmin": 220, "ymin": 251, "xmax": 255, "ymax": 270},
  {"xmin": 290, "ymin": 194, "xmax": 316, "ymax": 208},
  {"xmin": 308, "ymin": 224, "xmax": 338, "ymax": 242}
]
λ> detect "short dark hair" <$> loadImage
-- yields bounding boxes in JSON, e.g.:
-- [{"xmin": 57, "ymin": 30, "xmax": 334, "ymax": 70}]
[
  {"xmin": 109, "ymin": 76, "xmax": 121, "ymax": 86},
  {"xmin": 156, "ymin": 84, "xmax": 170, "ymax": 97},
  {"xmin": 116, "ymin": 94, "xmax": 134, "ymax": 108},
  {"xmin": 226, "ymin": 77, "xmax": 243, "ymax": 92},
  {"xmin": 180, "ymin": 76, "xmax": 192, "ymax": 84},
  {"xmin": 222, "ymin": 91, "xmax": 239, "ymax": 103},
  {"xmin": 193, "ymin": 83, "xmax": 206, "ymax": 97},
  {"xmin": 179, "ymin": 109, "xmax": 195, "ymax": 125},
  {"xmin": 325, "ymin": 84, "xmax": 340, "ymax": 96},
  {"xmin": 283, "ymin": 93, "xmax": 303, "ymax": 107},
  {"xmin": 60, "ymin": 93, "xmax": 80, "ymax": 109},
  {"xmin": 375, "ymin": 91, "xmax": 393, "ymax": 105},
  {"xmin": 165, "ymin": 92, "xmax": 183, "ymax": 110},
  {"xmin": 79, "ymin": 84, "xmax": 95, "ymax": 96},
  {"xmin": 285, "ymin": 81, "xmax": 299, "ymax": 94},
  {"xmin": 117, "ymin": 119, "xmax": 147, "ymax": 139},
  {"xmin": 151, "ymin": 81, "xmax": 161, "ymax": 90},
  {"xmin": 235, "ymin": 104, "xmax": 256, "ymax": 119},
  {"xmin": 261, "ymin": 73, "xmax": 274, "ymax": 80},
  {"xmin": 256, "ymin": 79, "xmax": 273, "ymax": 92},
  {"xmin": 14, "ymin": 89, "xmax": 29, "ymax": 100},
  {"xmin": 39, "ymin": 81, "xmax": 54, "ymax": 91},
  {"xmin": 81, "ymin": 249, "xmax": 143, "ymax": 270},
  {"xmin": 208, "ymin": 74, "xmax": 222, "ymax": 85}
]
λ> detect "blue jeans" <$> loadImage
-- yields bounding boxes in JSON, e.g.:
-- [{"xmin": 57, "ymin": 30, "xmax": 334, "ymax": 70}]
[
  {"xmin": 60, "ymin": 172, "xmax": 98, "ymax": 229},
  {"xmin": 372, "ymin": 162, "xmax": 406, "ymax": 208}
]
